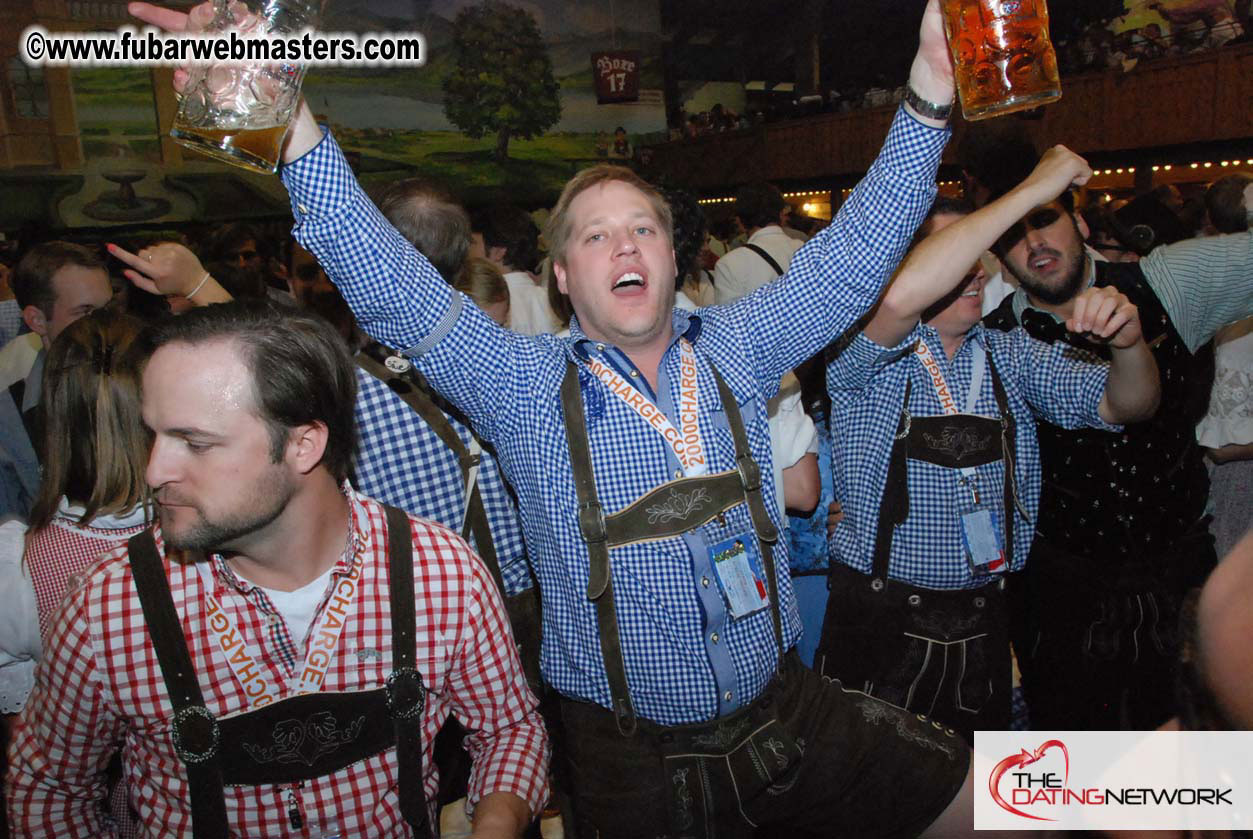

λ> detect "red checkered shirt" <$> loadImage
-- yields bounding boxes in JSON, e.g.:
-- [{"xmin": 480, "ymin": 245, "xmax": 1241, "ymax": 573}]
[
  {"xmin": 23, "ymin": 501, "xmax": 149, "ymax": 640},
  {"xmin": 7, "ymin": 490, "xmax": 550, "ymax": 837}
]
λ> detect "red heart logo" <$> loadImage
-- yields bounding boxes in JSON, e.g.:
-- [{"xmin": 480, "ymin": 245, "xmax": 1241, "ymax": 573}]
[{"xmin": 989, "ymin": 739, "xmax": 1069, "ymax": 821}]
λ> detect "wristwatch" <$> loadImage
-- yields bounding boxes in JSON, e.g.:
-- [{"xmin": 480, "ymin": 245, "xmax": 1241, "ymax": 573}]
[{"xmin": 903, "ymin": 84, "xmax": 953, "ymax": 121}]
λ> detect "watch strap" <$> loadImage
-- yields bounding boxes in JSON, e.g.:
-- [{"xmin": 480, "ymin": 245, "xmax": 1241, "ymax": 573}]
[{"xmin": 903, "ymin": 84, "xmax": 953, "ymax": 120}]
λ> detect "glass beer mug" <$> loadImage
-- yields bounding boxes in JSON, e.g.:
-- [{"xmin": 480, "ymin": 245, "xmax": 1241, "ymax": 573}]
[
  {"xmin": 170, "ymin": 0, "xmax": 327, "ymax": 174},
  {"xmin": 943, "ymin": 0, "xmax": 1061, "ymax": 121}
]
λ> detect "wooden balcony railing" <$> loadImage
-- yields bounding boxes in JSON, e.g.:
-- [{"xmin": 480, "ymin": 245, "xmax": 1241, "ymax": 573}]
[{"xmin": 644, "ymin": 42, "xmax": 1253, "ymax": 191}]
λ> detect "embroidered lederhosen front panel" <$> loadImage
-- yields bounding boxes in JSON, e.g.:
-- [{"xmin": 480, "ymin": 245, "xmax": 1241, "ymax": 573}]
[
  {"xmin": 215, "ymin": 688, "xmax": 396, "ymax": 787},
  {"xmin": 904, "ymin": 414, "xmax": 1003, "ymax": 470},
  {"xmin": 659, "ymin": 709, "xmax": 803, "ymax": 832},
  {"xmin": 603, "ymin": 471, "xmax": 748, "ymax": 549}
]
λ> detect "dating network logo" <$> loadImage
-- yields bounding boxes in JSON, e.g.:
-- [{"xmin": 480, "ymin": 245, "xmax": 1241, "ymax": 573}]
[{"xmin": 988, "ymin": 738, "xmax": 1233, "ymax": 821}]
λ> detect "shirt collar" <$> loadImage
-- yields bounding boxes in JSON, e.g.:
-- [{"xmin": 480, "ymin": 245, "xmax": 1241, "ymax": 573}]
[
  {"xmin": 1009, "ymin": 252, "xmax": 1097, "ymax": 324},
  {"xmin": 917, "ymin": 321, "xmax": 989, "ymax": 357},
  {"xmin": 747, "ymin": 225, "xmax": 784, "ymax": 244},
  {"xmin": 209, "ymin": 482, "xmax": 370, "ymax": 595},
  {"xmin": 568, "ymin": 308, "xmax": 703, "ymax": 361},
  {"xmin": 54, "ymin": 496, "xmax": 150, "ymax": 530}
]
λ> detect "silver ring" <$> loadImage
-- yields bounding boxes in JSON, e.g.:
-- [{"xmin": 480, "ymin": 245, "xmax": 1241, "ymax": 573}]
[{"xmin": 144, "ymin": 253, "xmax": 152, "ymax": 262}]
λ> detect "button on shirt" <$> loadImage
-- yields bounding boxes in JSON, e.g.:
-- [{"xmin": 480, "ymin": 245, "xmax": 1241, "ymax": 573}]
[
  {"xmin": 280, "ymin": 106, "xmax": 948, "ymax": 725},
  {"xmin": 827, "ymin": 324, "xmax": 1116, "ymax": 589},
  {"xmin": 7, "ymin": 491, "xmax": 549, "ymax": 837}
]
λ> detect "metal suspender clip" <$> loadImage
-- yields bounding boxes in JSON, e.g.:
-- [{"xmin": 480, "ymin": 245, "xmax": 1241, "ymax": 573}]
[
  {"xmin": 171, "ymin": 704, "xmax": 222, "ymax": 765},
  {"xmin": 577, "ymin": 500, "xmax": 608, "ymax": 545},
  {"xmin": 386, "ymin": 667, "xmax": 427, "ymax": 721},
  {"xmin": 614, "ymin": 697, "xmax": 637, "ymax": 737},
  {"xmin": 895, "ymin": 410, "xmax": 912, "ymax": 441},
  {"xmin": 384, "ymin": 354, "xmax": 413, "ymax": 374},
  {"xmin": 735, "ymin": 454, "xmax": 762, "ymax": 493}
]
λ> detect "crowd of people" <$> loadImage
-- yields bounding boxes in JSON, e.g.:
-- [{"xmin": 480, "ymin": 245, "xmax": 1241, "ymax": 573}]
[
  {"xmin": 664, "ymin": 1, "xmax": 1252, "ymax": 139},
  {"xmin": 1064, "ymin": 0, "xmax": 1250, "ymax": 73},
  {"xmin": 0, "ymin": 0, "xmax": 1251, "ymax": 837}
]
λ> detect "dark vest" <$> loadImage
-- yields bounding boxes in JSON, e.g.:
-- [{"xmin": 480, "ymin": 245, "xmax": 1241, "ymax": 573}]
[{"xmin": 983, "ymin": 262, "xmax": 1215, "ymax": 577}]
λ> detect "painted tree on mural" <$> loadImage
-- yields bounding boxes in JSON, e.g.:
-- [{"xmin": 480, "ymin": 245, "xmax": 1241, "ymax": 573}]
[{"xmin": 442, "ymin": 1, "xmax": 562, "ymax": 161}]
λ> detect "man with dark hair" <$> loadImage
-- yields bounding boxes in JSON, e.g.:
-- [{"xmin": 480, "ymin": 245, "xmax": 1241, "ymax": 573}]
[
  {"xmin": 10, "ymin": 241, "xmax": 110, "ymax": 344},
  {"xmin": 376, "ymin": 178, "xmax": 472, "ymax": 283},
  {"xmin": 1, "ymin": 240, "xmax": 113, "ymax": 479},
  {"xmin": 470, "ymin": 206, "xmax": 554, "ymax": 334},
  {"xmin": 7, "ymin": 298, "xmax": 549, "ymax": 838},
  {"xmin": 1205, "ymin": 172, "xmax": 1253, "ymax": 234},
  {"xmin": 984, "ymin": 165, "xmax": 1253, "ymax": 731},
  {"xmin": 134, "ymin": 0, "xmax": 980, "ymax": 833},
  {"xmin": 199, "ymin": 222, "xmax": 264, "ymax": 271},
  {"xmin": 116, "ymin": 219, "xmax": 541, "ymax": 820},
  {"xmin": 713, "ymin": 181, "xmax": 803, "ymax": 304}
]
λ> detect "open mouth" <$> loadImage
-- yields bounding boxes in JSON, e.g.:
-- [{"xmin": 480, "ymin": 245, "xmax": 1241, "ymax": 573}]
[
  {"xmin": 1029, "ymin": 251, "xmax": 1060, "ymax": 273},
  {"xmin": 612, "ymin": 271, "xmax": 646, "ymax": 294}
]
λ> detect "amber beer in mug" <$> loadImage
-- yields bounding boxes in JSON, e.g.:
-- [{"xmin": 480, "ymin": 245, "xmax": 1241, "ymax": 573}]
[
  {"xmin": 170, "ymin": 0, "xmax": 327, "ymax": 174},
  {"xmin": 942, "ymin": 0, "xmax": 1061, "ymax": 121}
]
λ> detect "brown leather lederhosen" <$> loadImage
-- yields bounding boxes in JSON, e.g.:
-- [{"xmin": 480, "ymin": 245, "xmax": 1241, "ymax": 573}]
[
  {"xmin": 559, "ymin": 359, "xmax": 806, "ymax": 834},
  {"xmin": 818, "ymin": 356, "xmax": 1019, "ymax": 738},
  {"xmin": 355, "ymin": 348, "xmax": 542, "ymax": 686},
  {"xmin": 128, "ymin": 505, "xmax": 429, "ymax": 838}
]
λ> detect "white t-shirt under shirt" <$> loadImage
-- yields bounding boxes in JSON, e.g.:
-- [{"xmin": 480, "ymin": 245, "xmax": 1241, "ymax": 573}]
[{"xmin": 257, "ymin": 567, "xmax": 335, "ymax": 644}]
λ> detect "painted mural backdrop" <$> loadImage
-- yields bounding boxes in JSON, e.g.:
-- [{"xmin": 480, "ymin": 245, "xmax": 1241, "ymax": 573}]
[{"xmin": 69, "ymin": 0, "xmax": 663, "ymax": 206}]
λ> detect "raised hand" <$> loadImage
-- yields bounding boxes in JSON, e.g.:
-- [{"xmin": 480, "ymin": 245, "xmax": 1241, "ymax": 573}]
[
  {"xmin": 1066, "ymin": 285, "xmax": 1143, "ymax": 349},
  {"xmin": 127, "ymin": 2, "xmax": 216, "ymax": 92},
  {"xmin": 108, "ymin": 241, "xmax": 207, "ymax": 298},
  {"xmin": 908, "ymin": 0, "xmax": 956, "ymax": 109},
  {"xmin": 128, "ymin": 1, "xmax": 321, "ymax": 161},
  {"xmin": 1020, "ymin": 145, "xmax": 1092, "ymax": 202}
]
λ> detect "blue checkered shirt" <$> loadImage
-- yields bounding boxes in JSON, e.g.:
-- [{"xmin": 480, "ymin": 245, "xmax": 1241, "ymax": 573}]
[
  {"xmin": 0, "ymin": 300, "xmax": 22, "ymax": 347},
  {"xmin": 282, "ymin": 106, "xmax": 948, "ymax": 725},
  {"xmin": 351, "ymin": 367, "xmax": 531, "ymax": 595},
  {"xmin": 827, "ymin": 323, "xmax": 1117, "ymax": 590}
]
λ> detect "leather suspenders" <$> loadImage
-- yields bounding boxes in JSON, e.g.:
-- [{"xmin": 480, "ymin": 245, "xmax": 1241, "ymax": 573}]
[
  {"xmin": 355, "ymin": 350, "xmax": 506, "ymax": 597},
  {"xmin": 128, "ymin": 505, "xmax": 429, "ymax": 838},
  {"xmin": 130, "ymin": 533, "xmax": 229, "ymax": 835},
  {"xmin": 743, "ymin": 244, "xmax": 784, "ymax": 277},
  {"xmin": 560, "ymin": 359, "xmax": 783, "ymax": 735},
  {"xmin": 872, "ymin": 355, "xmax": 1019, "ymax": 586}
]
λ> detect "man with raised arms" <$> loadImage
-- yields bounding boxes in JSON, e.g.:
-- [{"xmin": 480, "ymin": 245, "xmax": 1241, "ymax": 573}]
[{"xmin": 130, "ymin": 1, "xmax": 978, "ymax": 834}]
